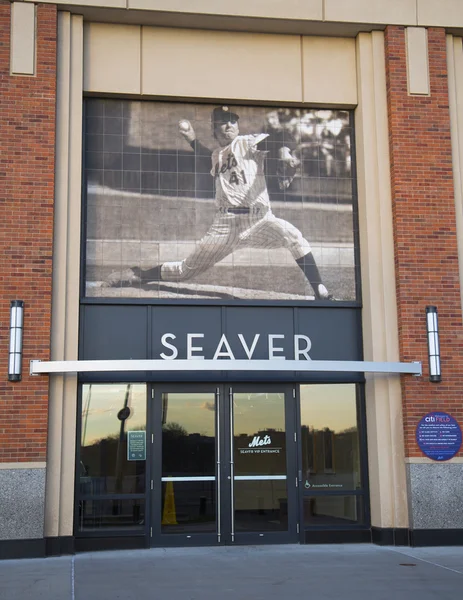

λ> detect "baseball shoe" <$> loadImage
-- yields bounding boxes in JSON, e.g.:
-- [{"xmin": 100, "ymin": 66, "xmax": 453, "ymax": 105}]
[
  {"xmin": 105, "ymin": 267, "xmax": 143, "ymax": 287},
  {"xmin": 104, "ymin": 265, "xmax": 163, "ymax": 287},
  {"xmin": 315, "ymin": 284, "xmax": 336, "ymax": 301}
]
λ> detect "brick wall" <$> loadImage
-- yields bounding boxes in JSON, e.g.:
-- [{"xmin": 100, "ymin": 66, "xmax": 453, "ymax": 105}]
[
  {"xmin": 385, "ymin": 26, "xmax": 463, "ymax": 457},
  {"xmin": 0, "ymin": 2, "xmax": 56, "ymax": 462}
]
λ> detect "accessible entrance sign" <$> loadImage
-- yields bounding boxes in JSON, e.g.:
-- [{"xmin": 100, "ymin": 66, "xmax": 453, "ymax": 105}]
[{"xmin": 416, "ymin": 412, "xmax": 462, "ymax": 461}]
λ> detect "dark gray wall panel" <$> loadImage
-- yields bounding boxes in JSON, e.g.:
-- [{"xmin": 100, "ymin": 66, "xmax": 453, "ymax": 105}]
[
  {"xmin": 81, "ymin": 305, "xmax": 148, "ymax": 360},
  {"xmin": 296, "ymin": 307, "xmax": 362, "ymax": 361},
  {"xmin": 80, "ymin": 304, "xmax": 362, "ymax": 382},
  {"xmin": 225, "ymin": 307, "xmax": 294, "ymax": 359},
  {"xmin": 151, "ymin": 306, "xmax": 222, "ymax": 359}
]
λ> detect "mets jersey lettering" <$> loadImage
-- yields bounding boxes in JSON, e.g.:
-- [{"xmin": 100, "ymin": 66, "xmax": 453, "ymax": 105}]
[{"xmin": 211, "ymin": 134, "xmax": 270, "ymax": 209}]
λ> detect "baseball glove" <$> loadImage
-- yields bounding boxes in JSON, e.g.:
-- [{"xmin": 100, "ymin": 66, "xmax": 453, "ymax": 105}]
[{"xmin": 277, "ymin": 146, "xmax": 300, "ymax": 190}]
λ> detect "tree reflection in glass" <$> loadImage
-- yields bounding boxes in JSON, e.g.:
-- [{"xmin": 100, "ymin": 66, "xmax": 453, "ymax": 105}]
[
  {"xmin": 80, "ymin": 383, "xmax": 147, "ymax": 496},
  {"xmin": 300, "ymin": 384, "xmax": 360, "ymax": 491}
]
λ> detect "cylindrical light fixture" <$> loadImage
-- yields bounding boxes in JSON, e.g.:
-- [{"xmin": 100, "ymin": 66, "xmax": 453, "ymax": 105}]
[
  {"xmin": 426, "ymin": 305, "xmax": 441, "ymax": 383},
  {"xmin": 9, "ymin": 300, "xmax": 24, "ymax": 382}
]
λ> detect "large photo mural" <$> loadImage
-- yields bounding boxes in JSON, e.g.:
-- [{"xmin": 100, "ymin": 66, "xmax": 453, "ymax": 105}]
[{"xmin": 84, "ymin": 100, "xmax": 358, "ymax": 301}]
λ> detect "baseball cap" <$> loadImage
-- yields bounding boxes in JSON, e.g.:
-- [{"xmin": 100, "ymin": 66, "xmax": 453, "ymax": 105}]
[{"xmin": 211, "ymin": 106, "xmax": 240, "ymax": 125}]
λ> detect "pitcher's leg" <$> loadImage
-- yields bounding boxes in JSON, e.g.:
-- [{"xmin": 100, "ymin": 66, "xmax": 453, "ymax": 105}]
[
  {"xmin": 160, "ymin": 237, "xmax": 235, "ymax": 282},
  {"xmin": 106, "ymin": 216, "xmax": 237, "ymax": 286},
  {"xmin": 242, "ymin": 213, "xmax": 333, "ymax": 300}
]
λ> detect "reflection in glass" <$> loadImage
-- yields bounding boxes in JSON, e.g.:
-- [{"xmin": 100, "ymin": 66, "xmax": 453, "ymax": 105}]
[
  {"xmin": 234, "ymin": 393, "xmax": 286, "ymax": 476},
  {"xmin": 303, "ymin": 495, "xmax": 363, "ymax": 526},
  {"xmin": 161, "ymin": 481, "xmax": 216, "ymax": 534},
  {"xmin": 300, "ymin": 384, "xmax": 360, "ymax": 491},
  {"xmin": 161, "ymin": 393, "xmax": 215, "ymax": 477},
  {"xmin": 234, "ymin": 481, "xmax": 288, "ymax": 532},
  {"xmin": 161, "ymin": 393, "xmax": 216, "ymax": 534},
  {"xmin": 80, "ymin": 383, "xmax": 147, "ymax": 495},
  {"xmin": 79, "ymin": 498, "xmax": 145, "ymax": 530},
  {"xmin": 233, "ymin": 392, "xmax": 288, "ymax": 532}
]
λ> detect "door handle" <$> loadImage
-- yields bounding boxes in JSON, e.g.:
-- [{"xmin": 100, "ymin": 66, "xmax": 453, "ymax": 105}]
[
  {"xmin": 229, "ymin": 387, "xmax": 235, "ymax": 542},
  {"xmin": 216, "ymin": 387, "xmax": 221, "ymax": 543}
]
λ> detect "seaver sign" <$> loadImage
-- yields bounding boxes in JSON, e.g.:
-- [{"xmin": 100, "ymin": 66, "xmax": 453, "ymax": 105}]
[
  {"xmin": 416, "ymin": 412, "xmax": 462, "ymax": 461},
  {"xmin": 158, "ymin": 333, "xmax": 313, "ymax": 360}
]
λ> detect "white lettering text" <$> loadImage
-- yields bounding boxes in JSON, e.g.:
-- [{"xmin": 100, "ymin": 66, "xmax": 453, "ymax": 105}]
[
  {"xmin": 294, "ymin": 335, "xmax": 312, "ymax": 360},
  {"xmin": 160, "ymin": 333, "xmax": 178, "ymax": 360},
  {"xmin": 237, "ymin": 333, "xmax": 260, "ymax": 359},
  {"xmin": 187, "ymin": 334, "xmax": 205, "ymax": 360}
]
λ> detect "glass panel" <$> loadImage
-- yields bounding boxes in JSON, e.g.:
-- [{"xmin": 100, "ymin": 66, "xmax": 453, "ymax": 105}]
[
  {"xmin": 234, "ymin": 481, "xmax": 288, "ymax": 532},
  {"xmin": 80, "ymin": 383, "xmax": 147, "ymax": 495},
  {"xmin": 300, "ymin": 384, "xmax": 361, "ymax": 492},
  {"xmin": 161, "ymin": 481, "xmax": 216, "ymax": 534},
  {"xmin": 79, "ymin": 498, "xmax": 145, "ymax": 530},
  {"xmin": 161, "ymin": 393, "xmax": 216, "ymax": 477},
  {"xmin": 303, "ymin": 495, "xmax": 364, "ymax": 527},
  {"xmin": 161, "ymin": 393, "xmax": 216, "ymax": 534},
  {"xmin": 233, "ymin": 392, "xmax": 288, "ymax": 532}
]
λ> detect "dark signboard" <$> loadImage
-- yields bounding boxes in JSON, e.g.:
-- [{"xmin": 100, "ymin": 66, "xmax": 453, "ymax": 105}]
[
  {"xmin": 80, "ymin": 304, "xmax": 363, "ymax": 382},
  {"xmin": 416, "ymin": 412, "xmax": 462, "ymax": 461}
]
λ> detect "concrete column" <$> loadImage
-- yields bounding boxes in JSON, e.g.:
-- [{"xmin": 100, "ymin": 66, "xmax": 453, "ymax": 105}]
[
  {"xmin": 44, "ymin": 12, "xmax": 83, "ymax": 542},
  {"xmin": 355, "ymin": 31, "xmax": 409, "ymax": 535}
]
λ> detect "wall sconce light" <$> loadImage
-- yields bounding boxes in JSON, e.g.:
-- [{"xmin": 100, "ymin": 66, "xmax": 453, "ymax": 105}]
[
  {"xmin": 426, "ymin": 305, "xmax": 441, "ymax": 383},
  {"xmin": 9, "ymin": 300, "xmax": 24, "ymax": 382}
]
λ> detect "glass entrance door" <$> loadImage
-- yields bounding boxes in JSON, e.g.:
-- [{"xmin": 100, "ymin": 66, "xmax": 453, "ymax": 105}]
[
  {"xmin": 228, "ymin": 386, "xmax": 298, "ymax": 544},
  {"xmin": 150, "ymin": 384, "xmax": 298, "ymax": 546},
  {"xmin": 154, "ymin": 388, "xmax": 218, "ymax": 545}
]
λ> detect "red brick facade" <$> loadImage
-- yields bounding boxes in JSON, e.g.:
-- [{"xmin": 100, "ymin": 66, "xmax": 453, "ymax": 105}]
[
  {"xmin": 385, "ymin": 26, "xmax": 463, "ymax": 458},
  {"xmin": 0, "ymin": 2, "xmax": 56, "ymax": 462},
  {"xmin": 0, "ymin": 12, "xmax": 461, "ymax": 466}
]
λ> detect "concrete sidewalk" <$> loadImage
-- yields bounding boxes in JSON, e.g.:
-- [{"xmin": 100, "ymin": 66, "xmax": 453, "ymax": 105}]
[{"xmin": 0, "ymin": 544, "xmax": 462, "ymax": 600}]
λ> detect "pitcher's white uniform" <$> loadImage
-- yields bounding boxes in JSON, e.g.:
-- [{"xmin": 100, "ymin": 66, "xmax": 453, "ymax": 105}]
[{"xmin": 160, "ymin": 133, "xmax": 311, "ymax": 282}]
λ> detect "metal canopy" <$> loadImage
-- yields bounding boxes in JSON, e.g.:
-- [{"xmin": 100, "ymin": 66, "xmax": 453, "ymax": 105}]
[{"xmin": 30, "ymin": 359, "xmax": 422, "ymax": 376}]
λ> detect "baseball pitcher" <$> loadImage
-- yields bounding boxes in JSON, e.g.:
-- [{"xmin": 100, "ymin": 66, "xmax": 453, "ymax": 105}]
[{"xmin": 106, "ymin": 106, "xmax": 333, "ymax": 300}]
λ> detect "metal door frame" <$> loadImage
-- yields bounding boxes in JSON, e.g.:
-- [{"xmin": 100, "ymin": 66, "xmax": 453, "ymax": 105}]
[
  {"xmin": 223, "ymin": 383, "xmax": 299, "ymax": 546},
  {"xmin": 150, "ymin": 383, "xmax": 220, "ymax": 547}
]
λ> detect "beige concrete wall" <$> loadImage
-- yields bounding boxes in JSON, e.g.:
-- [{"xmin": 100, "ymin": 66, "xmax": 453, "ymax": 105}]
[
  {"xmin": 447, "ymin": 35, "xmax": 463, "ymax": 315},
  {"xmin": 302, "ymin": 37, "xmax": 357, "ymax": 105},
  {"xmin": 19, "ymin": 0, "xmax": 463, "ymax": 30},
  {"xmin": 10, "ymin": 2, "xmax": 35, "ymax": 75},
  {"xmin": 84, "ymin": 24, "xmax": 357, "ymax": 105},
  {"xmin": 45, "ymin": 11, "xmax": 83, "ymax": 539},
  {"xmin": 129, "ymin": 0, "xmax": 323, "ymax": 20},
  {"xmin": 418, "ymin": 0, "xmax": 463, "ymax": 28},
  {"xmin": 355, "ymin": 31, "xmax": 409, "ymax": 529},
  {"xmin": 83, "ymin": 23, "xmax": 141, "ymax": 94},
  {"xmin": 406, "ymin": 27, "xmax": 430, "ymax": 96},
  {"xmin": 325, "ymin": 0, "xmax": 416, "ymax": 26},
  {"xmin": 141, "ymin": 28, "xmax": 302, "ymax": 102}
]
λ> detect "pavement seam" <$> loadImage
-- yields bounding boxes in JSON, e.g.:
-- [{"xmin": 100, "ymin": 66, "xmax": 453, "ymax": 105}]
[
  {"xmin": 71, "ymin": 555, "xmax": 76, "ymax": 600},
  {"xmin": 383, "ymin": 547, "xmax": 463, "ymax": 577}
]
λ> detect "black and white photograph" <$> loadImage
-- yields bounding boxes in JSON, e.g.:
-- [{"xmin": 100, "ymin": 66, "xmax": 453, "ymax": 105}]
[{"xmin": 84, "ymin": 100, "xmax": 358, "ymax": 301}]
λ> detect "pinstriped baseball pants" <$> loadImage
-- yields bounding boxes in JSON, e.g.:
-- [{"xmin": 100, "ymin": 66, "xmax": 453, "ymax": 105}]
[{"xmin": 160, "ymin": 209, "xmax": 312, "ymax": 282}]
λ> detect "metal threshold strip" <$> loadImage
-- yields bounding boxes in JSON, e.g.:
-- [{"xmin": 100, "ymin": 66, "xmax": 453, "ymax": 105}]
[{"xmin": 30, "ymin": 359, "xmax": 422, "ymax": 376}]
